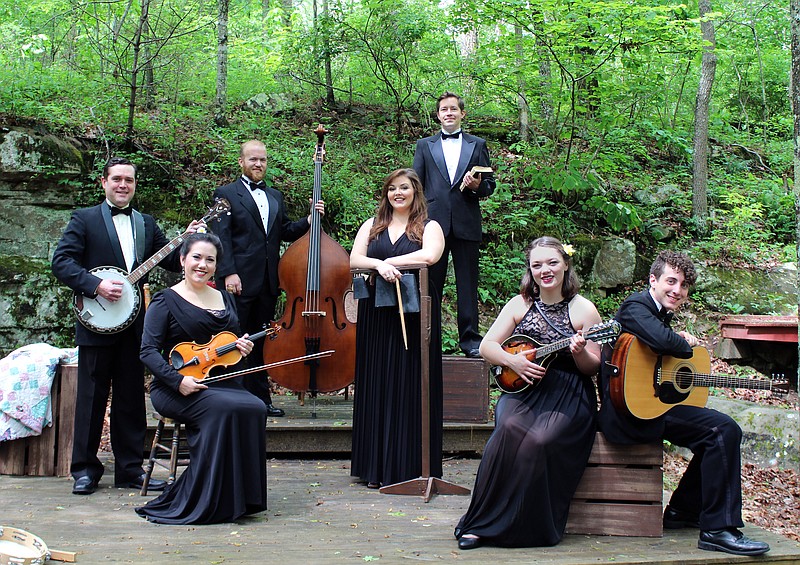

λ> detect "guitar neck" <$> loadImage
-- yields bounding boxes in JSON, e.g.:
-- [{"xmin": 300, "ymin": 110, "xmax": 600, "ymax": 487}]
[
  {"xmin": 127, "ymin": 232, "xmax": 189, "ymax": 284},
  {"xmin": 680, "ymin": 373, "xmax": 777, "ymax": 391}
]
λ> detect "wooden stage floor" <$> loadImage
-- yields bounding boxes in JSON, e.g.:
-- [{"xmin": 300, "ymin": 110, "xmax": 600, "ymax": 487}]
[
  {"xmin": 1, "ymin": 393, "xmax": 798, "ymax": 564},
  {"xmin": 1, "ymin": 456, "xmax": 799, "ymax": 564}
]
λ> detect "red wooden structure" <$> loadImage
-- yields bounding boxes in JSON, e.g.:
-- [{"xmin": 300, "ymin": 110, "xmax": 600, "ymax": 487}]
[{"xmin": 719, "ymin": 315, "xmax": 798, "ymax": 343}]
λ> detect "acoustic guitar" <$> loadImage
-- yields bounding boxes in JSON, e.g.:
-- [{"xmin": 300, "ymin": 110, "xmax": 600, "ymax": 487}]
[
  {"xmin": 609, "ymin": 332, "xmax": 789, "ymax": 419},
  {"xmin": 492, "ymin": 319, "xmax": 621, "ymax": 393}
]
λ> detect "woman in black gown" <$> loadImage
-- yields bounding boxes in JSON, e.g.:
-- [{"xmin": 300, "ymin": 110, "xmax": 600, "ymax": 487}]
[
  {"xmin": 455, "ymin": 236, "xmax": 602, "ymax": 549},
  {"xmin": 349, "ymin": 168, "xmax": 445, "ymax": 488},
  {"xmin": 136, "ymin": 232, "xmax": 268, "ymax": 524}
]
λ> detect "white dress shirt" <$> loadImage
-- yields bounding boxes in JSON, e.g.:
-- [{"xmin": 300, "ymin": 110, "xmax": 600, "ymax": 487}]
[
  {"xmin": 107, "ymin": 199, "xmax": 135, "ymax": 270},
  {"xmin": 441, "ymin": 130, "xmax": 462, "ymax": 184}
]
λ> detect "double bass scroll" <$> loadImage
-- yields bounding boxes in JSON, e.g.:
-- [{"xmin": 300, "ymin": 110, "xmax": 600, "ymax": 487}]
[{"xmin": 262, "ymin": 125, "xmax": 357, "ymax": 396}]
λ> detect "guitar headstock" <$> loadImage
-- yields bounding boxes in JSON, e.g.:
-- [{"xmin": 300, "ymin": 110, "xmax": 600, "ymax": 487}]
[
  {"xmin": 265, "ymin": 322, "xmax": 282, "ymax": 341},
  {"xmin": 587, "ymin": 319, "xmax": 622, "ymax": 345},
  {"xmin": 769, "ymin": 374, "xmax": 791, "ymax": 396},
  {"xmin": 201, "ymin": 198, "xmax": 231, "ymax": 224}
]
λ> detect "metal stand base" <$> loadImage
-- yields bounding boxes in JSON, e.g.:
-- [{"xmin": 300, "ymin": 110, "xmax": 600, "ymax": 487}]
[{"xmin": 379, "ymin": 476, "xmax": 470, "ymax": 503}]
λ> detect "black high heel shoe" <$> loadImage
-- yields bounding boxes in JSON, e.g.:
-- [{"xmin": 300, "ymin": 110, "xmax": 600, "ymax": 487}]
[{"xmin": 458, "ymin": 535, "xmax": 483, "ymax": 550}]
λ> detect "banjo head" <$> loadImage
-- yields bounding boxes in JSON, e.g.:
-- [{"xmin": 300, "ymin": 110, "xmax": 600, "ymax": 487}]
[{"xmin": 72, "ymin": 266, "xmax": 141, "ymax": 334}]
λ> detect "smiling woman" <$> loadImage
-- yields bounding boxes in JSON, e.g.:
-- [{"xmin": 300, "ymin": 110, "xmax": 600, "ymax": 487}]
[
  {"xmin": 349, "ymin": 168, "xmax": 445, "ymax": 489},
  {"xmin": 455, "ymin": 236, "xmax": 603, "ymax": 550},
  {"xmin": 136, "ymin": 231, "xmax": 268, "ymax": 525}
]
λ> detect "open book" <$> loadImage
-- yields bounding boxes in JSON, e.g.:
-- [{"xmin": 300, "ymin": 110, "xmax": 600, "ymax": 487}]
[{"xmin": 460, "ymin": 166, "xmax": 493, "ymax": 191}]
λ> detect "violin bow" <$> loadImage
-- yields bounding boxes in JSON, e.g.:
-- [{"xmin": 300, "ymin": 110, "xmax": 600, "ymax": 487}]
[
  {"xmin": 395, "ymin": 279, "xmax": 408, "ymax": 350},
  {"xmin": 198, "ymin": 350, "xmax": 335, "ymax": 385}
]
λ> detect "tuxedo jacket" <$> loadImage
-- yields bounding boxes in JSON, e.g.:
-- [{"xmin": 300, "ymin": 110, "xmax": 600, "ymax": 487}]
[
  {"xmin": 412, "ymin": 132, "xmax": 495, "ymax": 241},
  {"xmin": 51, "ymin": 203, "xmax": 178, "ymax": 347},
  {"xmin": 597, "ymin": 290, "xmax": 694, "ymax": 443},
  {"xmin": 212, "ymin": 180, "xmax": 309, "ymax": 298}
]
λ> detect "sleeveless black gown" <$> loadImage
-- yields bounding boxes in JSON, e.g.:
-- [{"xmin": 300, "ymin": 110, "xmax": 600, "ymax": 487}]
[
  {"xmin": 136, "ymin": 289, "xmax": 267, "ymax": 524},
  {"xmin": 350, "ymin": 229, "xmax": 443, "ymax": 486},
  {"xmin": 455, "ymin": 299, "xmax": 596, "ymax": 546}
]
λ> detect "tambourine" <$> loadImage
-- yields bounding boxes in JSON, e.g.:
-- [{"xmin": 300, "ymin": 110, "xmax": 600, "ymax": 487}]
[{"xmin": 0, "ymin": 526, "xmax": 75, "ymax": 565}]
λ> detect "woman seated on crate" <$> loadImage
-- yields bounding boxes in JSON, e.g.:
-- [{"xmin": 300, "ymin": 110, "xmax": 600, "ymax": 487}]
[
  {"xmin": 454, "ymin": 236, "xmax": 602, "ymax": 550},
  {"xmin": 136, "ymin": 232, "xmax": 267, "ymax": 525}
]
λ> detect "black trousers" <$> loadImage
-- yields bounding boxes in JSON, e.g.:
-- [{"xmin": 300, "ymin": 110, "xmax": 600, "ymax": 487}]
[
  {"xmin": 72, "ymin": 334, "xmax": 146, "ymax": 484},
  {"xmin": 663, "ymin": 404, "xmax": 744, "ymax": 530},
  {"xmin": 233, "ymin": 289, "xmax": 278, "ymax": 405},
  {"xmin": 429, "ymin": 233, "xmax": 482, "ymax": 353}
]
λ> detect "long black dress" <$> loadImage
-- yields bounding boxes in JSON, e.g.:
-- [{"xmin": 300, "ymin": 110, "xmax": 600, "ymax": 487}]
[
  {"xmin": 455, "ymin": 299, "xmax": 596, "ymax": 547},
  {"xmin": 136, "ymin": 289, "xmax": 267, "ymax": 525},
  {"xmin": 350, "ymin": 229, "xmax": 443, "ymax": 486}
]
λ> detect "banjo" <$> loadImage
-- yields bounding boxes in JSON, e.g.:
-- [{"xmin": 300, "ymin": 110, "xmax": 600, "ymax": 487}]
[{"xmin": 73, "ymin": 198, "xmax": 231, "ymax": 334}]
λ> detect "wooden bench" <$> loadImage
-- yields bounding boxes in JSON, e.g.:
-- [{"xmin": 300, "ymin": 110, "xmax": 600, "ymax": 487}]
[
  {"xmin": 566, "ymin": 432, "xmax": 664, "ymax": 537},
  {"xmin": 0, "ymin": 362, "xmax": 77, "ymax": 477}
]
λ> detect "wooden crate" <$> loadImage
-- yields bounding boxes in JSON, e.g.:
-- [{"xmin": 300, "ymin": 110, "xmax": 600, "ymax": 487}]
[
  {"xmin": 0, "ymin": 362, "xmax": 77, "ymax": 477},
  {"xmin": 566, "ymin": 432, "xmax": 664, "ymax": 537},
  {"xmin": 442, "ymin": 355, "xmax": 489, "ymax": 423}
]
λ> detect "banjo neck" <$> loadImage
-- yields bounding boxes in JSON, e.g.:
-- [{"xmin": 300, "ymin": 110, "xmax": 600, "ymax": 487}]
[
  {"xmin": 127, "ymin": 232, "xmax": 189, "ymax": 284},
  {"xmin": 126, "ymin": 198, "xmax": 231, "ymax": 284}
]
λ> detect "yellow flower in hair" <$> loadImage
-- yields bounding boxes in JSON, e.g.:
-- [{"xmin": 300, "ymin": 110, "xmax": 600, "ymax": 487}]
[{"xmin": 562, "ymin": 244, "xmax": 575, "ymax": 256}]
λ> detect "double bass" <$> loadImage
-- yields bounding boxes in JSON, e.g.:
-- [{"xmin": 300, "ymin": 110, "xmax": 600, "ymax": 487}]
[{"xmin": 263, "ymin": 125, "xmax": 356, "ymax": 398}]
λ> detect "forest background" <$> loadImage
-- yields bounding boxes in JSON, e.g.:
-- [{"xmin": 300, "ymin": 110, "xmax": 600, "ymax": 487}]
[
  {"xmin": 0, "ymin": 0, "xmax": 797, "ymax": 351},
  {"xmin": 1, "ymin": 0, "xmax": 799, "ymax": 542}
]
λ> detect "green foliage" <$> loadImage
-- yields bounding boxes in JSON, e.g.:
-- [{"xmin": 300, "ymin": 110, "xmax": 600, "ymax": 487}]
[
  {"xmin": 0, "ymin": 0, "xmax": 791, "ymax": 321},
  {"xmin": 583, "ymin": 196, "xmax": 643, "ymax": 233},
  {"xmin": 478, "ymin": 241, "xmax": 527, "ymax": 309}
]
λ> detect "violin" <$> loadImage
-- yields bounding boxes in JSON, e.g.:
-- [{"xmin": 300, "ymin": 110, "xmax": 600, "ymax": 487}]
[{"xmin": 169, "ymin": 325, "xmax": 280, "ymax": 380}]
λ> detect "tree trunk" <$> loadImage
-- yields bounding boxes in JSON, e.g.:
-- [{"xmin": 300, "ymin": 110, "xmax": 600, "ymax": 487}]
[
  {"xmin": 322, "ymin": 0, "xmax": 335, "ymax": 104},
  {"xmin": 142, "ymin": 11, "xmax": 155, "ymax": 111},
  {"xmin": 125, "ymin": 0, "xmax": 149, "ymax": 147},
  {"xmin": 515, "ymin": 25, "xmax": 530, "ymax": 142},
  {"xmin": 691, "ymin": 0, "xmax": 717, "ymax": 229},
  {"xmin": 790, "ymin": 0, "xmax": 800, "ymax": 389},
  {"xmin": 214, "ymin": 0, "xmax": 230, "ymax": 127},
  {"xmin": 281, "ymin": 0, "xmax": 292, "ymax": 28}
]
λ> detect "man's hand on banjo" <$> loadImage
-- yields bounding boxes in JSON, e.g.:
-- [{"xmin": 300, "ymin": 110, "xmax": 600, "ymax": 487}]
[{"xmin": 96, "ymin": 278, "xmax": 125, "ymax": 302}]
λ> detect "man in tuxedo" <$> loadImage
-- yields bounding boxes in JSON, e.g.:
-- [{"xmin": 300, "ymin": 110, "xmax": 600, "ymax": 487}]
[
  {"xmin": 412, "ymin": 92, "xmax": 495, "ymax": 357},
  {"xmin": 597, "ymin": 251, "xmax": 769, "ymax": 556},
  {"xmin": 212, "ymin": 140, "xmax": 323, "ymax": 417},
  {"xmin": 52, "ymin": 157, "xmax": 203, "ymax": 495}
]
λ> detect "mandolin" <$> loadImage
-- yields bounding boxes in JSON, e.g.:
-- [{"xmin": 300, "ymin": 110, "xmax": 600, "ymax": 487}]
[
  {"xmin": 492, "ymin": 320, "xmax": 621, "ymax": 393},
  {"xmin": 609, "ymin": 332, "xmax": 790, "ymax": 419}
]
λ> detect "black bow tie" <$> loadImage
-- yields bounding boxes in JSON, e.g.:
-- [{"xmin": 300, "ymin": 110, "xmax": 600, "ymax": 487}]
[
  {"xmin": 244, "ymin": 178, "xmax": 266, "ymax": 191},
  {"xmin": 110, "ymin": 205, "xmax": 132, "ymax": 216},
  {"xmin": 441, "ymin": 131, "xmax": 461, "ymax": 140}
]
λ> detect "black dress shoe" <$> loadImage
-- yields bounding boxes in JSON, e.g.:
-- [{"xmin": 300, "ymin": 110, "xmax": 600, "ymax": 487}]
[
  {"xmin": 663, "ymin": 505, "xmax": 700, "ymax": 529},
  {"xmin": 265, "ymin": 404, "xmax": 285, "ymax": 417},
  {"xmin": 72, "ymin": 476, "xmax": 97, "ymax": 495},
  {"xmin": 457, "ymin": 535, "xmax": 483, "ymax": 550},
  {"xmin": 464, "ymin": 349, "xmax": 482, "ymax": 359},
  {"xmin": 698, "ymin": 528, "xmax": 770, "ymax": 556},
  {"xmin": 120, "ymin": 473, "xmax": 166, "ymax": 491}
]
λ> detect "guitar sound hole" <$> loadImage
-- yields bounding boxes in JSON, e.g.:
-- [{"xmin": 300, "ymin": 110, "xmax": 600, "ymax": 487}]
[{"xmin": 674, "ymin": 367, "xmax": 693, "ymax": 391}]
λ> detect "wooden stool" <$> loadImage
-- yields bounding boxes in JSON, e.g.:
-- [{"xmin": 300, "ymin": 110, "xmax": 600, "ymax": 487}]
[{"xmin": 140, "ymin": 414, "xmax": 188, "ymax": 495}]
